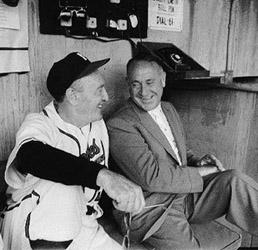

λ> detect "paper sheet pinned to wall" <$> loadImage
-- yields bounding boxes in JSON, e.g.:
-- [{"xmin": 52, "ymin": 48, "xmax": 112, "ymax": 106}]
[
  {"xmin": 0, "ymin": 0, "xmax": 29, "ymax": 73},
  {"xmin": 0, "ymin": 2, "xmax": 20, "ymax": 29},
  {"xmin": 0, "ymin": 50, "xmax": 29, "ymax": 73}
]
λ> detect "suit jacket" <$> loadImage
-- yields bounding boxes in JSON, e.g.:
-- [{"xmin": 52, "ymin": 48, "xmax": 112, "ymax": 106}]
[{"xmin": 107, "ymin": 98, "xmax": 204, "ymax": 241}]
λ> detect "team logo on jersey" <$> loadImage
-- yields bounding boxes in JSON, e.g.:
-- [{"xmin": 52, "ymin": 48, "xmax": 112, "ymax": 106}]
[{"xmin": 81, "ymin": 138, "xmax": 105, "ymax": 164}]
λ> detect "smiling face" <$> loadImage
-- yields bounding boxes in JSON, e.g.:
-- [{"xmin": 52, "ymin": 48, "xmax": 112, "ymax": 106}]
[
  {"xmin": 71, "ymin": 70, "xmax": 109, "ymax": 124},
  {"xmin": 127, "ymin": 60, "xmax": 166, "ymax": 111}
]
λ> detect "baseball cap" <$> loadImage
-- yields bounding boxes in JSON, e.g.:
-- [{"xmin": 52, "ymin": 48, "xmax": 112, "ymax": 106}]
[{"xmin": 47, "ymin": 52, "xmax": 110, "ymax": 100}]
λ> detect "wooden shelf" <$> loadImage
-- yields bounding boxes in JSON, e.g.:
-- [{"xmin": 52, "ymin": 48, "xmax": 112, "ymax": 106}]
[
  {"xmin": 136, "ymin": 42, "xmax": 258, "ymax": 93},
  {"xmin": 166, "ymin": 76, "xmax": 258, "ymax": 93},
  {"xmin": 137, "ymin": 42, "xmax": 210, "ymax": 79}
]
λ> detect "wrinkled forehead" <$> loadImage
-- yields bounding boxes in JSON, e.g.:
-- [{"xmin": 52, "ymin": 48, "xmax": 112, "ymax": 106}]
[
  {"xmin": 128, "ymin": 60, "xmax": 162, "ymax": 73},
  {"xmin": 127, "ymin": 60, "xmax": 163, "ymax": 78}
]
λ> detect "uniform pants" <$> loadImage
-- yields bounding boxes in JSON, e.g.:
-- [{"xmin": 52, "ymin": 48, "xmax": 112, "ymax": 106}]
[
  {"xmin": 1, "ymin": 181, "xmax": 123, "ymax": 250},
  {"xmin": 144, "ymin": 170, "xmax": 258, "ymax": 250}
]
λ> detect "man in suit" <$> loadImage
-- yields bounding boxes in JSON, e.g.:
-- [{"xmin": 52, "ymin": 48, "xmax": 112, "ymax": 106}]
[{"xmin": 107, "ymin": 53, "xmax": 258, "ymax": 250}]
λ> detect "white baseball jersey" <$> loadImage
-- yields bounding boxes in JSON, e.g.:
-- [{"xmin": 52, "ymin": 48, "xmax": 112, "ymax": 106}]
[
  {"xmin": 0, "ymin": 235, "xmax": 3, "ymax": 250},
  {"xmin": 0, "ymin": 101, "xmax": 122, "ymax": 250}
]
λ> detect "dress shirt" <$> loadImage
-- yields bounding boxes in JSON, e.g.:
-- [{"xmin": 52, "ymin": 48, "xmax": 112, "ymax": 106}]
[{"xmin": 148, "ymin": 104, "xmax": 182, "ymax": 165}]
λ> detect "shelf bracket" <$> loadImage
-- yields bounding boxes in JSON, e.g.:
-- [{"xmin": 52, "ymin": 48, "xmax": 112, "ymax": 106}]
[{"xmin": 220, "ymin": 70, "xmax": 234, "ymax": 85}]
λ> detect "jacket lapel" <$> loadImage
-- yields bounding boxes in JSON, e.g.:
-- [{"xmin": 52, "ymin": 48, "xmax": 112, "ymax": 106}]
[
  {"xmin": 162, "ymin": 102, "xmax": 187, "ymax": 165},
  {"xmin": 128, "ymin": 99, "xmax": 180, "ymax": 162}
]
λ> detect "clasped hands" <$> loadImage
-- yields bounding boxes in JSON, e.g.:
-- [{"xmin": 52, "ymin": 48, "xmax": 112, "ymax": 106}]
[
  {"xmin": 97, "ymin": 168, "xmax": 145, "ymax": 215},
  {"xmin": 96, "ymin": 155, "xmax": 225, "ymax": 214},
  {"xmin": 196, "ymin": 154, "xmax": 226, "ymax": 177}
]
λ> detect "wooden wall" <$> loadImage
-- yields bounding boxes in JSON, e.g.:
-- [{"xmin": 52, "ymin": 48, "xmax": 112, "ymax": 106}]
[
  {"xmin": 0, "ymin": 0, "xmax": 258, "ymax": 173},
  {"xmin": 0, "ymin": 0, "xmax": 134, "ymax": 160},
  {"xmin": 1, "ymin": 0, "xmax": 258, "ymax": 246}
]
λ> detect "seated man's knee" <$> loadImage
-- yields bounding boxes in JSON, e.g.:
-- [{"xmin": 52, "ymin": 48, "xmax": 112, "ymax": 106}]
[
  {"xmin": 222, "ymin": 169, "xmax": 238, "ymax": 178},
  {"xmin": 221, "ymin": 169, "xmax": 249, "ymax": 185}
]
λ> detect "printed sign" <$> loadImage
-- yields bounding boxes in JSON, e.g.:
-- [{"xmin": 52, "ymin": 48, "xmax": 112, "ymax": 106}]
[{"xmin": 148, "ymin": 0, "xmax": 183, "ymax": 31}]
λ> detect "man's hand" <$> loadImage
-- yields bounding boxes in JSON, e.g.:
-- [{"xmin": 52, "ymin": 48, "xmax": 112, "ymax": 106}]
[
  {"xmin": 96, "ymin": 168, "xmax": 145, "ymax": 215},
  {"xmin": 197, "ymin": 166, "xmax": 220, "ymax": 177},
  {"xmin": 196, "ymin": 154, "xmax": 225, "ymax": 172},
  {"xmin": 195, "ymin": 154, "xmax": 225, "ymax": 177}
]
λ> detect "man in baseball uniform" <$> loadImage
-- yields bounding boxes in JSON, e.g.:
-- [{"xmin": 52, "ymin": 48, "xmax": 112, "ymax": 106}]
[{"xmin": 0, "ymin": 52, "xmax": 145, "ymax": 250}]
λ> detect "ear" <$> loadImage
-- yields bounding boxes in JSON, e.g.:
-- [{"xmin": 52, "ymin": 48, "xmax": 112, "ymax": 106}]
[
  {"xmin": 65, "ymin": 87, "xmax": 78, "ymax": 106},
  {"xmin": 125, "ymin": 76, "xmax": 131, "ymax": 93},
  {"xmin": 126, "ymin": 76, "xmax": 130, "ymax": 86},
  {"xmin": 161, "ymin": 70, "xmax": 166, "ymax": 87}
]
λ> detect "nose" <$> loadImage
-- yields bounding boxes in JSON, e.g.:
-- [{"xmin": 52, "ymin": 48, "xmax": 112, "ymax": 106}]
[
  {"xmin": 102, "ymin": 88, "xmax": 109, "ymax": 101},
  {"xmin": 139, "ymin": 84, "xmax": 148, "ymax": 96}
]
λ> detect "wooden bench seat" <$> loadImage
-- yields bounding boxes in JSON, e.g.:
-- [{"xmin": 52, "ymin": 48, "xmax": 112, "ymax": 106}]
[{"xmin": 98, "ymin": 214, "xmax": 242, "ymax": 250}]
